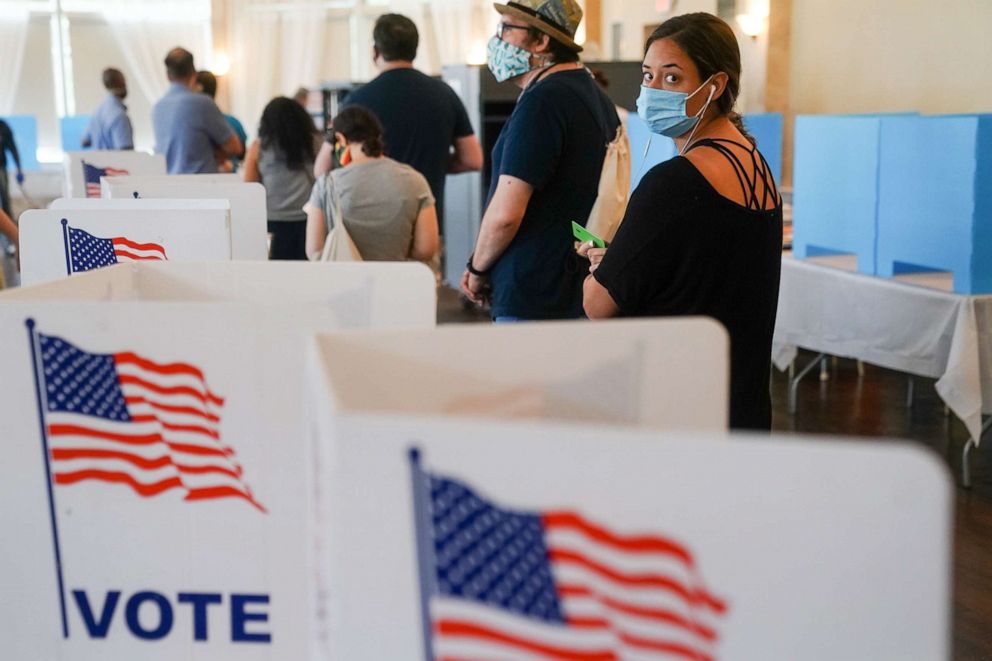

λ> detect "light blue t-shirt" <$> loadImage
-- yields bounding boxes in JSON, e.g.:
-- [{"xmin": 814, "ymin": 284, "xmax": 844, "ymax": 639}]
[
  {"xmin": 83, "ymin": 94, "xmax": 133, "ymax": 150},
  {"xmin": 152, "ymin": 83, "xmax": 235, "ymax": 174}
]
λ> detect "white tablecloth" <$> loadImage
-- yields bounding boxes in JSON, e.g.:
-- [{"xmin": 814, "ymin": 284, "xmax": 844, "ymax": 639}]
[{"xmin": 773, "ymin": 255, "xmax": 992, "ymax": 443}]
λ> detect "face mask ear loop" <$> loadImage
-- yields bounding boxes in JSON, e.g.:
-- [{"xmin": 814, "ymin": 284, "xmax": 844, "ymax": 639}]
[{"xmin": 678, "ymin": 84, "xmax": 716, "ymax": 156}]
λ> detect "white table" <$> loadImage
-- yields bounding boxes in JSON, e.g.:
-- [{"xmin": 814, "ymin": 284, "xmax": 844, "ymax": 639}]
[{"xmin": 773, "ymin": 255, "xmax": 992, "ymax": 481}]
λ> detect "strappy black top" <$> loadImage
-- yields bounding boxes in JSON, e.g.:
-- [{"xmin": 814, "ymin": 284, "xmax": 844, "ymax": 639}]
[{"xmin": 593, "ymin": 139, "xmax": 784, "ymax": 430}]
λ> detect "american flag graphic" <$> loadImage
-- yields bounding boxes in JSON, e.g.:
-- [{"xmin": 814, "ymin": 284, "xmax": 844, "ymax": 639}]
[
  {"xmin": 413, "ymin": 456, "xmax": 727, "ymax": 661},
  {"xmin": 32, "ymin": 329, "xmax": 266, "ymax": 513},
  {"xmin": 63, "ymin": 221, "xmax": 168, "ymax": 274},
  {"xmin": 82, "ymin": 161, "xmax": 129, "ymax": 198}
]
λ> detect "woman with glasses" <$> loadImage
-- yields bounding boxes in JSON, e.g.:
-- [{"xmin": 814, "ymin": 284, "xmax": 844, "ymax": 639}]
[{"xmin": 460, "ymin": 0, "xmax": 620, "ymax": 322}]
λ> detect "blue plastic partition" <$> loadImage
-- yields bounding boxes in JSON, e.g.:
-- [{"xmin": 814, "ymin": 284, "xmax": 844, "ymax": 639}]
[
  {"xmin": 877, "ymin": 114, "xmax": 992, "ymax": 294},
  {"xmin": 60, "ymin": 115, "xmax": 92, "ymax": 153},
  {"xmin": 744, "ymin": 113, "xmax": 783, "ymax": 183},
  {"xmin": 0, "ymin": 115, "xmax": 40, "ymax": 171},
  {"xmin": 792, "ymin": 114, "xmax": 891, "ymax": 274}
]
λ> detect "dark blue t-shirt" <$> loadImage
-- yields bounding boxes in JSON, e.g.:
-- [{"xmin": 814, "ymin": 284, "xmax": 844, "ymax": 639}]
[
  {"xmin": 488, "ymin": 69, "xmax": 620, "ymax": 319},
  {"xmin": 344, "ymin": 68, "xmax": 474, "ymax": 228}
]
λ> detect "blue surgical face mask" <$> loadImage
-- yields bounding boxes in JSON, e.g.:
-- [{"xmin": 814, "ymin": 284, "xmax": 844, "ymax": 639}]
[
  {"xmin": 636, "ymin": 77, "xmax": 716, "ymax": 138},
  {"xmin": 487, "ymin": 36, "xmax": 534, "ymax": 83}
]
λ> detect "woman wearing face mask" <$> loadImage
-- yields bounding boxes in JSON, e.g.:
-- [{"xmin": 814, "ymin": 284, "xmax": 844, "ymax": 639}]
[
  {"xmin": 581, "ymin": 13, "xmax": 783, "ymax": 431},
  {"xmin": 304, "ymin": 106, "xmax": 439, "ymax": 263},
  {"xmin": 460, "ymin": 0, "xmax": 620, "ymax": 322}
]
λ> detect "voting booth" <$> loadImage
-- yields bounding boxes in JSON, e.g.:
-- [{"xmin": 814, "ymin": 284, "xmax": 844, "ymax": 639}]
[
  {"xmin": 791, "ymin": 114, "xmax": 896, "ymax": 274},
  {"xmin": 743, "ymin": 112, "xmax": 784, "ymax": 184},
  {"xmin": 313, "ymin": 419, "xmax": 952, "ymax": 660},
  {"xmin": 18, "ymin": 206, "xmax": 232, "ymax": 285},
  {"xmin": 877, "ymin": 114, "xmax": 992, "ymax": 293},
  {"xmin": 102, "ymin": 177, "xmax": 266, "ymax": 260},
  {"xmin": 62, "ymin": 151, "xmax": 166, "ymax": 198},
  {"xmin": 0, "ymin": 261, "xmax": 436, "ymax": 660}
]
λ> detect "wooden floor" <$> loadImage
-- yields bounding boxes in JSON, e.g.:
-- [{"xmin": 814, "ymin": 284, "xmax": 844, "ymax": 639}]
[{"xmin": 437, "ymin": 286, "xmax": 992, "ymax": 660}]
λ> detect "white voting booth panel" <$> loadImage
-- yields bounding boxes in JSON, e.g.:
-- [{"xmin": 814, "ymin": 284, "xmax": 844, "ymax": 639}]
[
  {"xmin": 62, "ymin": 151, "xmax": 166, "ymax": 198},
  {"xmin": 50, "ymin": 197, "xmax": 231, "ymax": 214},
  {"xmin": 0, "ymin": 262, "xmax": 436, "ymax": 660},
  {"xmin": 310, "ymin": 319, "xmax": 729, "ymax": 429},
  {"xmin": 100, "ymin": 174, "xmax": 241, "ymax": 188},
  {"xmin": 103, "ymin": 178, "xmax": 267, "ymax": 260},
  {"xmin": 312, "ymin": 416, "xmax": 952, "ymax": 661},
  {"xmin": 19, "ymin": 208, "xmax": 232, "ymax": 285}
]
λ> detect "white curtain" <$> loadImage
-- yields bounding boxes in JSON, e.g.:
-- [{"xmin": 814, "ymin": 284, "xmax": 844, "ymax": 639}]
[
  {"xmin": 99, "ymin": 0, "xmax": 212, "ymax": 110},
  {"xmin": 228, "ymin": 0, "xmax": 329, "ymax": 142},
  {"xmin": 0, "ymin": 4, "xmax": 30, "ymax": 115}
]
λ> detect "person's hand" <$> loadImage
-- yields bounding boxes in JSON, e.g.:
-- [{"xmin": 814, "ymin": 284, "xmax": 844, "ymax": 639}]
[
  {"xmin": 577, "ymin": 240, "xmax": 608, "ymax": 273},
  {"xmin": 460, "ymin": 269, "xmax": 490, "ymax": 306},
  {"xmin": 15, "ymin": 170, "xmax": 23, "ymax": 185}
]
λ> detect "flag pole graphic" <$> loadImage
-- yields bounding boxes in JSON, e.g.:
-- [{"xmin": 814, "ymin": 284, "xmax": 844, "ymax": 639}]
[
  {"xmin": 409, "ymin": 448, "xmax": 435, "ymax": 661},
  {"xmin": 60, "ymin": 218, "xmax": 72, "ymax": 276},
  {"xmin": 26, "ymin": 319, "xmax": 70, "ymax": 639}
]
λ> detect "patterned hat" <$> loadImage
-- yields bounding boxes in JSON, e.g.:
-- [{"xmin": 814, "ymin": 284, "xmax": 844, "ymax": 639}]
[{"xmin": 493, "ymin": 0, "xmax": 584, "ymax": 53}]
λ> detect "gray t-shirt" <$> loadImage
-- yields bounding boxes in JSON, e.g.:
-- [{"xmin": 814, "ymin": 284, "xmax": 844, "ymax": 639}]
[
  {"xmin": 258, "ymin": 142, "xmax": 316, "ymax": 222},
  {"xmin": 307, "ymin": 157, "xmax": 434, "ymax": 261}
]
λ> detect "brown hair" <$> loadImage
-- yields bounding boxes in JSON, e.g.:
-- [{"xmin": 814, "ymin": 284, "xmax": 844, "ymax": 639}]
[
  {"xmin": 332, "ymin": 106, "xmax": 385, "ymax": 157},
  {"xmin": 645, "ymin": 13, "xmax": 754, "ymax": 144}
]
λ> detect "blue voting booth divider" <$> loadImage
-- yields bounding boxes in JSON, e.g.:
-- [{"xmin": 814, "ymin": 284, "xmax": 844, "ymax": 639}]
[
  {"xmin": 876, "ymin": 114, "xmax": 992, "ymax": 294},
  {"xmin": 60, "ymin": 115, "xmax": 92, "ymax": 153},
  {"xmin": 0, "ymin": 115, "xmax": 39, "ymax": 171},
  {"xmin": 791, "ymin": 114, "xmax": 903, "ymax": 274},
  {"xmin": 744, "ymin": 113, "xmax": 783, "ymax": 183},
  {"xmin": 626, "ymin": 112, "xmax": 784, "ymax": 194}
]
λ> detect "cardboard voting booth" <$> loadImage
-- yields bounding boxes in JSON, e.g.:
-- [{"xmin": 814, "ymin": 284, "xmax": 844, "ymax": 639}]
[
  {"xmin": 62, "ymin": 151, "xmax": 166, "ymax": 198},
  {"xmin": 877, "ymin": 114, "xmax": 992, "ymax": 294},
  {"xmin": 18, "ymin": 207, "xmax": 232, "ymax": 285},
  {"xmin": 0, "ymin": 261, "xmax": 436, "ymax": 660},
  {"xmin": 103, "ymin": 177, "xmax": 267, "ymax": 260},
  {"xmin": 743, "ymin": 112, "xmax": 784, "ymax": 184},
  {"xmin": 792, "ymin": 114, "xmax": 893, "ymax": 274},
  {"xmin": 626, "ymin": 113, "xmax": 678, "ymax": 192},
  {"xmin": 312, "ymin": 417, "xmax": 952, "ymax": 661}
]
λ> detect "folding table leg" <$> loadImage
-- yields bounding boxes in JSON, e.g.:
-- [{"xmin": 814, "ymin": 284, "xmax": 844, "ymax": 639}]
[
  {"xmin": 963, "ymin": 438, "xmax": 975, "ymax": 488},
  {"xmin": 906, "ymin": 377, "xmax": 915, "ymax": 409},
  {"xmin": 789, "ymin": 352, "xmax": 826, "ymax": 415}
]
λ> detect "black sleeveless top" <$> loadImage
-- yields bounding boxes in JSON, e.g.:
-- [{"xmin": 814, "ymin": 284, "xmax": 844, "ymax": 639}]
[{"xmin": 593, "ymin": 139, "xmax": 783, "ymax": 430}]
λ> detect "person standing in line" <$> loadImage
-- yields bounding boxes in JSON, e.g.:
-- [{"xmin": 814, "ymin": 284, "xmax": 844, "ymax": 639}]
[
  {"xmin": 314, "ymin": 13, "xmax": 482, "ymax": 236},
  {"xmin": 460, "ymin": 0, "xmax": 620, "ymax": 322},
  {"xmin": 151, "ymin": 48, "xmax": 241, "ymax": 174},
  {"xmin": 582, "ymin": 13, "xmax": 783, "ymax": 430},
  {"xmin": 81, "ymin": 68, "xmax": 134, "ymax": 150},
  {"xmin": 195, "ymin": 70, "xmax": 248, "ymax": 171},
  {"xmin": 0, "ymin": 119, "xmax": 24, "ymax": 217},
  {"xmin": 242, "ymin": 96, "xmax": 321, "ymax": 260}
]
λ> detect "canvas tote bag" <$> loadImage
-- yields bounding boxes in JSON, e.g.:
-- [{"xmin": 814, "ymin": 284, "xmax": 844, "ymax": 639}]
[
  {"xmin": 584, "ymin": 122, "xmax": 631, "ymax": 244},
  {"xmin": 318, "ymin": 173, "xmax": 362, "ymax": 262}
]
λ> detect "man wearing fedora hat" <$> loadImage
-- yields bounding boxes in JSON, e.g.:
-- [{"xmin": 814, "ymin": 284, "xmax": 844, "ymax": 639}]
[{"xmin": 462, "ymin": 0, "xmax": 619, "ymax": 321}]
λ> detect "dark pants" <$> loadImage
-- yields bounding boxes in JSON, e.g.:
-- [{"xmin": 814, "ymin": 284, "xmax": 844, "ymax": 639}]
[
  {"xmin": 267, "ymin": 220, "xmax": 307, "ymax": 260},
  {"xmin": 0, "ymin": 168, "xmax": 10, "ymax": 217}
]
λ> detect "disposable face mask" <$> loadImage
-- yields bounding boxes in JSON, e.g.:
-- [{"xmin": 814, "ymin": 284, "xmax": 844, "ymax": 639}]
[
  {"xmin": 636, "ymin": 77, "xmax": 716, "ymax": 139},
  {"xmin": 487, "ymin": 36, "xmax": 534, "ymax": 83}
]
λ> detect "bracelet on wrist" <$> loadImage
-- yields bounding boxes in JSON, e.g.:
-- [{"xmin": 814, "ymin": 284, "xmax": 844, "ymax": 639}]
[{"xmin": 466, "ymin": 255, "xmax": 489, "ymax": 277}]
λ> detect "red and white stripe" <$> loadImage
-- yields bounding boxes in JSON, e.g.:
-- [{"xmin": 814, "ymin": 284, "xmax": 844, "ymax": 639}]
[
  {"xmin": 47, "ymin": 351, "xmax": 264, "ymax": 512},
  {"xmin": 111, "ymin": 236, "xmax": 168, "ymax": 261},
  {"xmin": 431, "ymin": 512, "xmax": 725, "ymax": 661}
]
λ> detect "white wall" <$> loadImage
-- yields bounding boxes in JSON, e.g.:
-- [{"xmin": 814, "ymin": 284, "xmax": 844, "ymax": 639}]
[
  {"xmin": 601, "ymin": 0, "xmax": 717, "ymax": 61},
  {"xmin": 790, "ymin": 0, "xmax": 992, "ymax": 115}
]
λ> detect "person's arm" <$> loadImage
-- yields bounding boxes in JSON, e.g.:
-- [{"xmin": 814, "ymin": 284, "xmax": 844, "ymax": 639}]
[
  {"xmin": 410, "ymin": 204, "xmax": 439, "ymax": 262},
  {"xmin": 314, "ymin": 141, "xmax": 333, "ymax": 178},
  {"xmin": 242, "ymin": 140, "xmax": 262, "ymax": 183},
  {"xmin": 577, "ymin": 243, "xmax": 620, "ymax": 318},
  {"xmin": 220, "ymin": 133, "xmax": 242, "ymax": 158},
  {"xmin": 305, "ymin": 205, "xmax": 327, "ymax": 260},
  {"xmin": 0, "ymin": 209, "xmax": 18, "ymax": 244},
  {"xmin": 448, "ymin": 134, "xmax": 483, "ymax": 174},
  {"xmin": 112, "ymin": 115, "xmax": 134, "ymax": 150},
  {"xmin": 460, "ymin": 174, "xmax": 532, "ymax": 303}
]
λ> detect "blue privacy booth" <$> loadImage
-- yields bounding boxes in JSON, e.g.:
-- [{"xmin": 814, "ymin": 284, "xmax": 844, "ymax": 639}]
[
  {"xmin": 876, "ymin": 114, "xmax": 992, "ymax": 294},
  {"xmin": 0, "ymin": 115, "xmax": 40, "ymax": 171},
  {"xmin": 791, "ymin": 114, "xmax": 910, "ymax": 274},
  {"xmin": 60, "ymin": 115, "xmax": 92, "ymax": 153}
]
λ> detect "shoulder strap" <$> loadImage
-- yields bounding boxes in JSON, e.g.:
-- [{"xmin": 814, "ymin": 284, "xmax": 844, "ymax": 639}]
[{"xmin": 685, "ymin": 138, "xmax": 781, "ymax": 211}]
